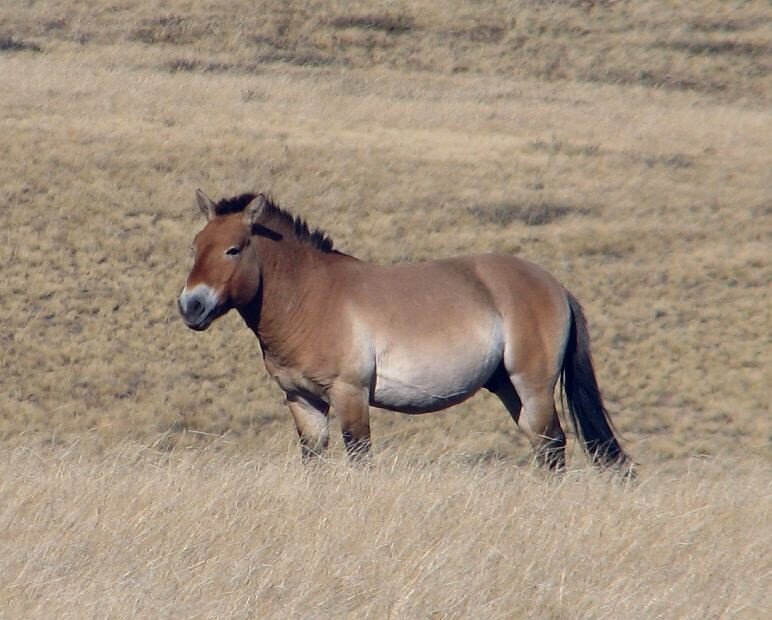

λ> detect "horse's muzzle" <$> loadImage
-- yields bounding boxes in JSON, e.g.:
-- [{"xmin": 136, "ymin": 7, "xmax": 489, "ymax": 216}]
[{"xmin": 178, "ymin": 285, "xmax": 221, "ymax": 331}]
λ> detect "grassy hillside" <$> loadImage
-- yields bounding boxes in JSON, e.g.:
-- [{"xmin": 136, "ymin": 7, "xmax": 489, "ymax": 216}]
[
  {"xmin": 1, "ymin": 0, "xmax": 769, "ymax": 462},
  {"xmin": 1, "ymin": 1, "xmax": 770, "ymax": 616}
]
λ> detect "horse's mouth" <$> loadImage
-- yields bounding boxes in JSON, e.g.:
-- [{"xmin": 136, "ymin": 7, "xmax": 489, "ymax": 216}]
[
  {"xmin": 181, "ymin": 302, "xmax": 229, "ymax": 331},
  {"xmin": 184, "ymin": 315, "xmax": 213, "ymax": 331}
]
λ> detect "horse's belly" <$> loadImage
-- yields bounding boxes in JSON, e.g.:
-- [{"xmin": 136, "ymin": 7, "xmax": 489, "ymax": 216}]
[{"xmin": 370, "ymin": 326, "xmax": 504, "ymax": 414}]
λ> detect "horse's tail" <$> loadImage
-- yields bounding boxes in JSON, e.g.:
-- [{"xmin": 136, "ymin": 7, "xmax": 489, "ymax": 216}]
[{"xmin": 562, "ymin": 292, "xmax": 629, "ymax": 468}]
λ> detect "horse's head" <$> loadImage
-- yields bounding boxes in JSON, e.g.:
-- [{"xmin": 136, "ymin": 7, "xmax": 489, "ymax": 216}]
[{"xmin": 178, "ymin": 190, "xmax": 267, "ymax": 331}]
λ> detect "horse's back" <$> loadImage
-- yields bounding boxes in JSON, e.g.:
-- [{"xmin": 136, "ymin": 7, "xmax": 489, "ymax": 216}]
[{"xmin": 342, "ymin": 253, "xmax": 568, "ymax": 327}]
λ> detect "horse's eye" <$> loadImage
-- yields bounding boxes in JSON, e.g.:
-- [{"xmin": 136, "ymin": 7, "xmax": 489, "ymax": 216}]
[{"xmin": 225, "ymin": 246, "xmax": 241, "ymax": 257}]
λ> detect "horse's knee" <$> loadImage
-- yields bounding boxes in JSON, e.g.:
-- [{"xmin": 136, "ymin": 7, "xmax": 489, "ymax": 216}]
[
  {"xmin": 287, "ymin": 393, "xmax": 329, "ymax": 462},
  {"xmin": 329, "ymin": 382, "xmax": 371, "ymax": 462},
  {"xmin": 299, "ymin": 429, "xmax": 329, "ymax": 462}
]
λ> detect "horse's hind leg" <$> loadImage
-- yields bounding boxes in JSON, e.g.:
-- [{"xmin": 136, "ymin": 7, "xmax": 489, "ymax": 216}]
[
  {"xmin": 517, "ymin": 382, "xmax": 566, "ymax": 470},
  {"xmin": 490, "ymin": 368, "xmax": 566, "ymax": 469}
]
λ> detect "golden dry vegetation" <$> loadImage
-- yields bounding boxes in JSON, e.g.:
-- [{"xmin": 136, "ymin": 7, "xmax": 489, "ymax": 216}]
[
  {"xmin": 1, "ymin": 444, "xmax": 769, "ymax": 618},
  {"xmin": 1, "ymin": 1, "xmax": 771, "ymax": 617}
]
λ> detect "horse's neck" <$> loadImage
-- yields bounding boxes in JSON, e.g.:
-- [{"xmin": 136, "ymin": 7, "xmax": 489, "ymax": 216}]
[{"xmin": 247, "ymin": 239, "xmax": 328, "ymax": 362}]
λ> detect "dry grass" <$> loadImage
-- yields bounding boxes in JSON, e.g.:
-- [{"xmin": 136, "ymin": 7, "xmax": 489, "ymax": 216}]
[
  {"xmin": 1, "ymin": 444, "xmax": 769, "ymax": 618},
  {"xmin": 0, "ymin": 0, "xmax": 770, "ymax": 615}
]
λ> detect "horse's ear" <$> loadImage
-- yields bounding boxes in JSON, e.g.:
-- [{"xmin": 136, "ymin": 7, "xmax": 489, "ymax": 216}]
[
  {"xmin": 245, "ymin": 193, "xmax": 269, "ymax": 227},
  {"xmin": 195, "ymin": 189, "xmax": 216, "ymax": 220}
]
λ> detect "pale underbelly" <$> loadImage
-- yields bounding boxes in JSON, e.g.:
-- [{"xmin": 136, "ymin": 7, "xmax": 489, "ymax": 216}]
[{"xmin": 370, "ymin": 333, "xmax": 504, "ymax": 414}]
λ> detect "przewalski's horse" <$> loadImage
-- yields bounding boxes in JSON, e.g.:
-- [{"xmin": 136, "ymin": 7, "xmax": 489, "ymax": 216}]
[{"xmin": 179, "ymin": 190, "xmax": 630, "ymax": 469}]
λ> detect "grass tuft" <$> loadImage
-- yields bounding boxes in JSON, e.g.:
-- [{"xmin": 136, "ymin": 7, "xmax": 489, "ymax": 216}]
[
  {"xmin": 330, "ymin": 14, "xmax": 414, "ymax": 34},
  {"xmin": 0, "ymin": 34, "xmax": 41, "ymax": 52},
  {"xmin": 469, "ymin": 202, "xmax": 588, "ymax": 227}
]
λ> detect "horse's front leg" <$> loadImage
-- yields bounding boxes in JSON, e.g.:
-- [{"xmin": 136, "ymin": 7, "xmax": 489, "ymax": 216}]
[
  {"xmin": 286, "ymin": 392, "xmax": 330, "ymax": 462},
  {"xmin": 330, "ymin": 382, "xmax": 371, "ymax": 463}
]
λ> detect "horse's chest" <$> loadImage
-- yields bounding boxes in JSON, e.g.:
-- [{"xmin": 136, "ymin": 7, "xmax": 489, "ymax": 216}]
[{"xmin": 263, "ymin": 354, "xmax": 328, "ymax": 401}]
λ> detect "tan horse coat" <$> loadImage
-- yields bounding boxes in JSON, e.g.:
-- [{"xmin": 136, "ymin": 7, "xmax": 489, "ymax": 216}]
[{"xmin": 179, "ymin": 191, "xmax": 628, "ymax": 468}]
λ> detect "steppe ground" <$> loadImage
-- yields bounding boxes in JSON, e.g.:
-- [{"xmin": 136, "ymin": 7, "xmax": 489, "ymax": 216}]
[{"xmin": 1, "ymin": 1, "xmax": 770, "ymax": 617}]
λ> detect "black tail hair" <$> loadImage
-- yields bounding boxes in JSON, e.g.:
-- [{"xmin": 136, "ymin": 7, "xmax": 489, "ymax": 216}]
[{"xmin": 562, "ymin": 293, "xmax": 629, "ymax": 468}]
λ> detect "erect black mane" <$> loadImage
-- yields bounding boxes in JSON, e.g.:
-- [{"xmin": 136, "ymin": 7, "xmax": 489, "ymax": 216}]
[
  {"xmin": 213, "ymin": 193, "xmax": 257, "ymax": 216},
  {"xmin": 213, "ymin": 192, "xmax": 335, "ymax": 253}
]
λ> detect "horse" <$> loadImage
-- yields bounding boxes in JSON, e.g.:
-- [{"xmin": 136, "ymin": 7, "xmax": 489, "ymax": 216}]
[{"xmin": 178, "ymin": 190, "xmax": 630, "ymax": 469}]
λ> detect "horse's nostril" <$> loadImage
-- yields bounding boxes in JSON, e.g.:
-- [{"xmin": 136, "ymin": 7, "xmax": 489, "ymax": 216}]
[
  {"xmin": 189, "ymin": 299, "xmax": 202, "ymax": 316},
  {"xmin": 179, "ymin": 295, "xmax": 203, "ymax": 320}
]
